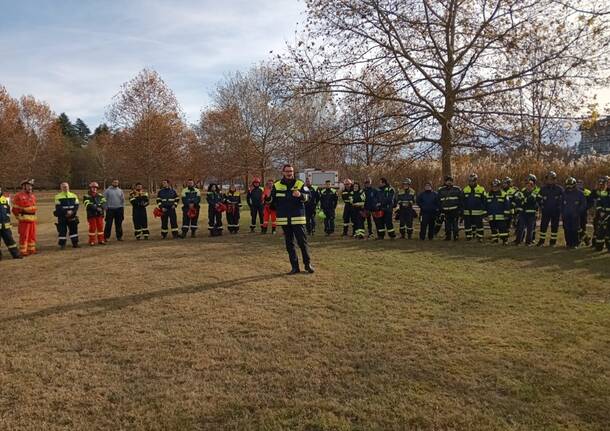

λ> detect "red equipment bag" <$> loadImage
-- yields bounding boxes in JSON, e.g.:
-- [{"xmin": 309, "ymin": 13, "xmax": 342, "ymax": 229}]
[
  {"xmin": 187, "ymin": 207, "xmax": 198, "ymax": 220},
  {"xmin": 215, "ymin": 203, "xmax": 227, "ymax": 213},
  {"xmin": 153, "ymin": 207, "xmax": 163, "ymax": 218},
  {"xmin": 373, "ymin": 210, "xmax": 384, "ymax": 219}
]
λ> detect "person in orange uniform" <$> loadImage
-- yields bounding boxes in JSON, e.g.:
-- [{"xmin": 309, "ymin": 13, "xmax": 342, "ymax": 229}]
[
  {"xmin": 11, "ymin": 179, "xmax": 38, "ymax": 256},
  {"xmin": 262, "ymin": 179, "xmax": 277, "ymax": 234},
  {"xmin": 83, "ymin": 182, "xmax": 107, "ymax": 246}
]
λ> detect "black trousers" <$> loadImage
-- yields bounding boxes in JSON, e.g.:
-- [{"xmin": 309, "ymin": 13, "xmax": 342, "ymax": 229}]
[
  {"xmin": 181, "ymin": 207, "xmax": 200, "ymax": 234},
  {"xmin": 562, "ymin": 214, "xmax": 580, "ymax": 248},
  {"xmin": 443, "ymin": 210, "xmax": 460, "ymax": 239},
  {"xmin": 489, "ymin": 219, "xmax": 508, "ymax": 242},
  {"xmin": 322, "ymin": 208, "xmax": 335, "ymax": 234},
  {"xmin": 250, "ymin": 205, "xmax": 263, "ymax": 229},
  {"xmin": 342, "ymin": 204, "xmax": 353, "ymax": 235},
  {"xmin": 226, "ymin": 208, "xmax": 240, "ymax": 233},
  {"xmin": 366, "ymin": 212, "xmax": 374, "ymax": 236},
  {"xmin": 353, "ymin": 209, "xmax": 365, "ymax": 237},
  {"xmin": 161, "ymin": 208, "xmax": 179, "ymax": 238},
  {"xmin": 0, "ymin": 227, "xmax": 20, "ymax": 258},
  {"xmin": 132, "ymin": 207, "xmax": 149, "ymax": 238},
  {"xmin": 399, "ymin": 208, "xmax": 414, "ymax": 238},
  {"xmin": 282, "ymin": 224, "xmax": 311, "ymax": 269},
  {"xmin": 419, "ymin": 212, "xmax": 436, "ymax": 240},
  {"xmin": 57, "ymin": 217, "xmax": 79, "ymax": 246},
  {"xmin": 464, "ymin": 215, "xmax": 484, "ymax": 239},
  {"xmin": 376, "ymin": 210, "xmax": 396, "ymax": 238},
  {"xmin": 578, "ymin": 210, "xmax": 588, "ymax": 242},
  {"xmin": 539, "ymin": 211, "xmax": 560, "ymax": 243},
  {"xmin": 104, "ymin": 207, "xmax": 124, "ymax": 240},
  {"xmin": 305, "ymin": 205, "xmax": 317, "ymax": 234},
  {"xmin": 208, "ymin": 207, "xmax": 223, "ymax": 234},
  {"xmin": 516, "ymin": 212, "xmax": 536, "ymax": 244}
]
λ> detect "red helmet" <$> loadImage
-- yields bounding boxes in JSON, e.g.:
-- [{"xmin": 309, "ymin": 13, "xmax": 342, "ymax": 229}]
[{"xmin": 252, "ymin": 177, "xmax": 261, "ymax": 185}]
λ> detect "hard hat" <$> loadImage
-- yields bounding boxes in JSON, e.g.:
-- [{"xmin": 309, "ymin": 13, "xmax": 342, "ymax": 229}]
[
  {"xmin": 565, "ymin": 177, "xmax": 576, "ymax": 187},
  {"xmin": 598, "ymin": 175, "xmax": 609, "ymax": 184},
  {"xmin": 503, "ymin": 177, "xmax": 512, "ymax": 185},
  {"xmin": 527, "ymin": 174, "xmax": 537, "ymax": 183},
  {"xmin": 444, "ymin": 175, "xmax": 453, "ymax": 182},
  {"xmin": 468, "ymin": 173, "xmax": 478, "ymax": 181},
  {"xmin": 403, "ymin": 178, "xmax": 412, "ymax": 185},
  {"xmin": 89, "ymin": 181, "xmax": 100, "ymax": 188},
  {"xmin": 21, "ymin": 179, "xmax": 35, "ymax": 186},
  {"xmin": 546, "ymin": 171, "xmax": 557, "ymax": 179},
  {"xmin": 492, "ymin": 179, "xmax": 501, "ymax": 187}
]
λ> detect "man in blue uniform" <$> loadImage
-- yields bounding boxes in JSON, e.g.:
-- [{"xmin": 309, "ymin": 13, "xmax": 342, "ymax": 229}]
[
  {"xmin": 462, "ymin": 173, "xmax": 486, "ymax": 242},
  {"xmin": 319, "ymin": 180, "xmax": 338, "ymax": 236},
  {"xmin": 376, "ymin": 178, "xmax": 397, "ymax": 239},
  {"xmin": 180, "ymin": 179, "xmax": 201, "ymax": 238},
  {"xmin": 537, "ymin": 171, "xmax": 564, "ymax": 247},
  {"xmin": 0, "ymin": 186, "xmax": 22, "ymax": 260},
  {"xmin": 54, "ymin": 182, "xmax": 80, "ymax": 249},
  {"xmin": 562, "ymin": 177, "xmax": 586, "ymax": 249},
  {"xmin": 156, "ymin": 179, "xmax": 179, "ymax": 239},
  {"xmin": 416, "ymin": 181, "xmax": 439, "ymax": 240},
  {"xmin": 304, "ymin": 178, "xmax": 319, "ymax": 235},
  {"xmin": 269, "ymin": 164, "xmax": 314, "ymax": 274},
  {"xmin": 396, "ymin": 178, "xmax": 417, "ymax": 239},
  {"xmin": 437, "ymin": 176, "xmax": 462, "ymax": 241}
]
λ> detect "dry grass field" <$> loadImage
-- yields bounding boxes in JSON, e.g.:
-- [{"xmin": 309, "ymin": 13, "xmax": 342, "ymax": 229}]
[{"xmin": 1, "ymin": 191, "xmax": 609, "ymax": 430}]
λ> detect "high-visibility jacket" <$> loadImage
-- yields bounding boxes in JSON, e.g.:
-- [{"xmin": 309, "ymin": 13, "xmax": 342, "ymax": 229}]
[
  {"xmin": 129, "ymin": 190, "xmax": 149, "ymax": 207},
  {"xmin": 0, "ymin": 195, "xmax": 12, "ymax": 229},
  {"xmin": 54, "ymin": 191, "xmax": 79, "ymax": 218},
  {"xmin": 181, "ymin": 187, "xmax": 201, "ymax": 209},
  {"xmin": 305, "ymin": 185, "xmax": 319, "ymax": 209},
  {"xmin": 485, "ymin": 190, "xmax": 511, "ymax": 221},
  {"xmin": 269, "ymin": 178, "xmax": 309, "ymax": 225},
  {"xmin": 319, "ymin": 188, "xmax": 338, "ymax": 211},
  {"xmin": 437, "ymin": 185, "xmax": 462, "ymax": 212},
  {"xmin": 593, "ymin": 189, "xmax": 610, "ymax": 212},
  {"xmin": 462, "ymin": 184, "xmax": 486, "ymax": 216},
  {"xmin": 538, "ymin": 184, "xmax": 564, "ymax": 213},
  {"xmin": 206, "ymin": 191, "xmax": 223, "ymax": 207},
  {"xmin": 156, "ymin": 187, "xmax": 179, "ymax": 209},
  {"xmin": 224, "ymin": 191, "xmax": 242, "ymax": 208},
  {"xmin": 378, "ymin": 185, "xmax": 396, "ymax": 211},
  {"xmin": 11, "ymin": 191, "xmax": 37, "ymax": 223},
  {"xmin": 503, "ymin": 186, "xmax": 519, "ymax": 215},
  {"xmin": 351, "ymin": 189, "xmax": 366, "ymax": 209},
  {"xmin": 514, "ymin": 188, "xmax": 539, "ymax": 214},
  {"xmin": 83, "ymin": 192, "xmax": 107, "ymax": 219},
  {"xmin": 341, "ymin": 187, "xmax": 353, "ymax": 206},
  {"xmin": 397, "ymin": 188, "xmax": 416, "ymax": 210}
]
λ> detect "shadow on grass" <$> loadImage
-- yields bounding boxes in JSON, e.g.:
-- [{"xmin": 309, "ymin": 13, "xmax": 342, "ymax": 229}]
[
  {"xmin": 313, "ymin": 235, "xmax": 610, "ymax": 281},
  {"xmin": 1, "ymin": 273, "xmax": 286, "ymax": 323}
]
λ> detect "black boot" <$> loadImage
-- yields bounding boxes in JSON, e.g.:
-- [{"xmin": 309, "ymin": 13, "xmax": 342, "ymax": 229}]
[
  {"xmin": 261, "ymin": 227, "xmax": 267, "ymax": 234},
  {"xmin": 305, "ymin": 264, "xmax": 315, "ymax": 274},
  {"xmin": 288, "ymin": 267, "xmax": 300, "ymax": 275},
  {"xmin": 536, "ymin": 239, "xmax": 544, "ymax": 247},
  {"xmin": 272, "ymin": 227, "xmax": 276, "ymax": 235},
  {"xmin": 549, "ymin": 239, "xmax": 557, "ymax": 247}
]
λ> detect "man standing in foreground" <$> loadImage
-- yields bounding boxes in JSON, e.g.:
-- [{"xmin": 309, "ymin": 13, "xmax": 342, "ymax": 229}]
[
  {"xmin": 103, "ymin": 179, "xmax": 125, "ymax": 242},
  {"xmin": 269, "ymin": 164, "xmax": 314, "ymax": 275}
]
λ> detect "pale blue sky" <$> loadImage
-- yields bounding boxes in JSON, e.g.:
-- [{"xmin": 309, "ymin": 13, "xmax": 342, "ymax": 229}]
[{"xmin": 0, "ymin": 0, "xmax": 304, "ymax": 128}]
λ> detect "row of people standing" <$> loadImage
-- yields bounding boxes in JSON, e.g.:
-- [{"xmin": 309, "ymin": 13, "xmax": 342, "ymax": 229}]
[{"xmin": 311, "ymin": 173, "xmax": 610, "ymax": 250}]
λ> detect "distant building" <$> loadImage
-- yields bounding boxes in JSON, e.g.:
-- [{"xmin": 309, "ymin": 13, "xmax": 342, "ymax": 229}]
[{"xmin": 578, "ymin": 116, "xmax": 610, "ymax": 155}]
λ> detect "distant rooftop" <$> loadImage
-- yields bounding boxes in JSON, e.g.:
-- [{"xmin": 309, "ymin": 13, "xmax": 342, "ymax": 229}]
[{"xmin": 578, "ymin": 116, "xmax": 610, "ymax": 155}]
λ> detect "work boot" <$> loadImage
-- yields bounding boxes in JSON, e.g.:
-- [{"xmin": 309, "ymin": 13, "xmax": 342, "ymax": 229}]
[
  {"xmin": 288, "ymin": 267, "xmax": 300, "ymax": 275},
  {"xmin": 191, "ymin": 231, "xmax": 196, "ymax": 238},
  {"xmin": 250, "ymin": 227, "xmax": 255, "ymax": 233},
  {"xmin": 549, "ymin": 239, "xmax": 557, "ymax": 247},
  {"xmin": 400, "ymin": 233, "xmax": 405, "ymax": 239},
  {"xmin": 72, "ymin": 244, "xmax": 80, "ymax": 248},
  {"xmin": 536, "ymin": 240, "xmax": 544, "ymax": 247},
  {"xmin": 261, "ymin": 227, "xmax": 267, "ymax": 234},
  {"xmin": 305, "ymin": 264, "xmax": 315, "ymax": 274},
  {"xmin": 272, "ymin": 227, "xmax": 276, "ymax": 235}
]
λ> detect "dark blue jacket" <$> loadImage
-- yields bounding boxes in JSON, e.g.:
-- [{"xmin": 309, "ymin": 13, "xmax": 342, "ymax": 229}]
[
  {"xmin": 562, "ymin": 188, "xmax": 585, "ymax": 218},
  {"xmin": 156, "ymin": 187, "xmax": 178, "ymax": 209},
  {"xmin": 416, "ymin": 190, "xmax": 440, "ymax": 214},
  {"xmin": 319, "ymin": 188, "xmax": 338, "ymax": 211},
  {"xmin": 539, "ymin": 184, "xmax": 564, "ymax": 213},
  {"xmin": 270, "ymin": 178, "xmax": 309, "ymax": 225},
  {"xmin": 378, "ymin": 185, "xmax": 396, "ymax": 211},
  {"xmin": 364, "ymin": 186, "xmax": 380, "ymax": 211}
]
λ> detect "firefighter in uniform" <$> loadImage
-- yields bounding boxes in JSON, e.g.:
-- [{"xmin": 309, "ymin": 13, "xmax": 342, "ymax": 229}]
[
  {"xmin": 304, "ymin": 178, "xmax": 319, "ymax": 235},
  {"xmin": 502, "ymin": 177, "xmax": 519, "ymax": 232},
  {"xmin": 363, "ymin": 179, "xmax": 379, "ymax": 238},
  {"xmin": 537, "ymin": 171, "xmax": 564, "ymax": 247},
  {"xmin": 592, "ymin": 175, "xmax": 610, "ymax": 252},
  {"xmin": 181, "ymin": 179, "xmax": 201, "ymax": 238},
  {"xmin": 562, "ymin": 177, "xmax": 586, "ymax": 249},
  {"xmin": 54, "ymin": 182, "xmax": 80, "ymax": 249},
  {"xmin": 262, "ymin": 179, "xmax": 277, "ymax": 234},
  {"xmin": 11, "ymin": 179, "xmax": 38, "ymax": 256},
  {"xmin": 376, "ymin": 178, "xmax": 397, "ymax": 239},
  {"xmin": 156, "ymin": 179, "xmax": 179, "ymax": 239},
  {"xmin": 462, "ymin": 173, "xmax": 486, "ymax": 242},
  {"xmin": 247, "ymin": 178, "xmax": 264, "ymax": 233},
  {"xmin": 577, "ymin": 179, "xmax": 592, "ymax": 246},
  {"xmin": 269, "ymin": 164, "xmax": 314, "ymax": 274},
  {"xmin": 486, "ymin": 179, "xmax": 511, "ymax": 244},
  {"xmin": 396, "ymin": 178, "xmax": 417, "ymax": 239},
  {"xmin": 341, "ymin": 179, "xmax": 354, "ymax": 236},
  {"xmin": 416, "ymin": 181, "xmax": 440, "ymax": 240},
  {"xmin": 437, "ymin": 176, "xmax": 462, "ymax": 241},
  {"xmin": 513, "ymin": 175, "xmax": 539, "ymax": 246},
  {"xmin": 83, "ymin": 182, "xmax": 107, "ymax": 246},
  {"xmin": 0, "ymin": 186, "xmax": 22, "ymax": 260},
  {"xmin": 129, "ymin": 183, "xmax": 150, "ymax": 240},
  {"xmin": 225, "ymin": 184, "xmax": 242, "ymax": 234},
  {"xmin": 207, "ymin": 183, "xmax": 224, "ymax": 236},
  {"xmin": 319, "ymin": 180, "xmax": 338, "ymax": 236},
  {"xmin": 351, "ymin": 182, "xmax": 366, "ymax": 239}
]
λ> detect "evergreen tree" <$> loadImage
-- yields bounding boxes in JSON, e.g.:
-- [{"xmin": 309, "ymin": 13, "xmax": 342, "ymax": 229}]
[
  {"xmin": 74, "ymin": 118, "xmax": 91, "ymax": 144},
  {"xmin": 57, "ymin": 113, "xmax": 77, "ymax": 138}
]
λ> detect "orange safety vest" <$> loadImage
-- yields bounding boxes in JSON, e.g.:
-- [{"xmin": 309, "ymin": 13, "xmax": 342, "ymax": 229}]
[{"xmin": 12, "ymin": 191, "xmax": 38, "ymax": 223}]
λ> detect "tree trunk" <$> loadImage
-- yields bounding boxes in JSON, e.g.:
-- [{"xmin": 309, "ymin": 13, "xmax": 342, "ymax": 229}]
[{"xmin": 440, "ymin": 121, "xmax": 453, "ymax": 178}]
